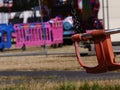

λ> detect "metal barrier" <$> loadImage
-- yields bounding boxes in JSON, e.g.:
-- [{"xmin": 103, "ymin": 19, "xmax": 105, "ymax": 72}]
[
  {"xmin": 14, "ymin": 23, "xmax": 52, "ymax": 47},
  {"xmin": 50, "ymin": 20, "xmax": 63, "ymax": 45},
  {"xmin": 72, "ymin": 29, "xmax": 120, "ymax": 73},
  {"xmin": 14, "ymin": 21, "xmax": 63, "ymax": 48},
  {"xmin": 42, "ymin": 22, "xmax": 53, "ymax": 45},
  {"xmin": 0, "ymin": 24, "xmax": 14, "ymax": 50}
]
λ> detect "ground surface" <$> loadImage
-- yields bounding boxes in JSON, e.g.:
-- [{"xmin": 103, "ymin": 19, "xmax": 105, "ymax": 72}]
[{"xmin": 0, "ymin": 45, "xmax": 119, "ymax": 81}]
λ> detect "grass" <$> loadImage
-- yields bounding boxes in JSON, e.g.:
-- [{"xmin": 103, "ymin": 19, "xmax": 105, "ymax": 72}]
[
  {"xmin": 0, "ymin": 78, "xmax": 119, "ymax": 90},
  {"xmin": 0, "ymin": 45, "xmax": 119, "ymax": 89},
  {"xmin": 0, "ymin": 55, "xmax": 83, "ymax": 71},
  {"xmin": 0, "ymin": 54, "xmax": 119, "ymax": 71}
]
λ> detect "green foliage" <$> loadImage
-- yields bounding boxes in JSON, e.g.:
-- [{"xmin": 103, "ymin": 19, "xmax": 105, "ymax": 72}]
[
  {"xmin": 0, "ymin": 86, "xmax": 27, "ymax": 90},
  {"xmin": 91, "ymin": 83, "xmax": 102, "ymax": 90},
  {"xmin": 79, "ymin": 82, "xmax": 90, "ymax": 90},
  {"xmin": 0, "ymin": 80, "xmax": 120, "ymax": 90},
  {"xmin": 57, "ymin": 82, "xmax": 76, "ymax": 90}
]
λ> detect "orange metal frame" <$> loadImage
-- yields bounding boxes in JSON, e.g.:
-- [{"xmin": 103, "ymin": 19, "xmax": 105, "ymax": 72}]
[{"xmin": 72, "ymin": 30, "xmax": 120, "ymax": 73}]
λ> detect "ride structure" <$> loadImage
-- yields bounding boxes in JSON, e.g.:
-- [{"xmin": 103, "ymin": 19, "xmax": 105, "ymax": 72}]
[
  {"xmin": 71, "ymin": 0, "xmax": 120, "ymax": 73},
  {"xmin": 72, "ymin": 29, "xmax": 120, "ymax": 73}
]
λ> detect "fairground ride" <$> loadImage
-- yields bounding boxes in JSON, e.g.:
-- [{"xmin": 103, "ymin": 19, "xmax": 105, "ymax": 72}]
[
  {"xmin": 0, "ymin": 0, "xmax": 120, "ymax": 51},
  {"xmin": 72, "ymin": 0, "xmax": 120, "ymax": 73}
]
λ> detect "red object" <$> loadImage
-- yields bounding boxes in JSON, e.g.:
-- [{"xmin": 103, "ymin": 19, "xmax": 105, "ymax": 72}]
[{"xmin": 72, "ymin": 30, "xmax": 120, "ymax": 73}]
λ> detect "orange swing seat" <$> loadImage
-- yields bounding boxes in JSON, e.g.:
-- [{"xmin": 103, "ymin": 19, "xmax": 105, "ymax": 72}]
[{"xmin": 72, "ymin": 30, "xmax": 120, "ymax": 73}]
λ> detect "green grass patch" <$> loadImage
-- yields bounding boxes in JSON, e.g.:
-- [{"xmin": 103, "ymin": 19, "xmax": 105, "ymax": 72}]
[
  {"xmin": 0, "ymin": 77, "xmax": 120, "ymax": 90},
  {"xmin": 1, "ymin": 82, "xmax": 120, "ymax": 90}
]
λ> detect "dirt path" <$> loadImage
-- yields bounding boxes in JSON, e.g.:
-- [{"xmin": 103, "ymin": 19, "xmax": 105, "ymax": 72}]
[{"xmin": 0, "ymin": 71, "xmax": 119, "ymax": 81}]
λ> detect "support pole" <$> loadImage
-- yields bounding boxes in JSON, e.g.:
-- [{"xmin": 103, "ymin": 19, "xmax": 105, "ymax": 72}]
[
  {"xmin": 81, "ymin": 28, "xmax": 120, "ymax": 40},
  {"xmin": 38, "ymin": 0, "xmax": 47, "ymax": 56},
  {"xmin": 102, "ymin": 0, "xmax": 105, "ymax": 29},
  {"xmin": 106, "ymin": 0, "xmax": 109, "ymax": 29}
]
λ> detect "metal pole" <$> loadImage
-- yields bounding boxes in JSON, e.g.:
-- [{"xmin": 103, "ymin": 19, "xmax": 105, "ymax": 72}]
[
  {"xmin": 106, "ymin": 0, "xmax": 109, "ymax": 29},
  {"xmin": 102, "ymin": 0, "xmax": 105, "ymax": 29},
  {"xmin": 38, "ymin": 0, "xmax": 47, "ymax": 55},
  {"xmin": 81, "ymin": 28, "xmax": 120, "ymax": 39},
  {"xmin": 38, "ymin": 0, "xmax": 43, "ymax": 23}
]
